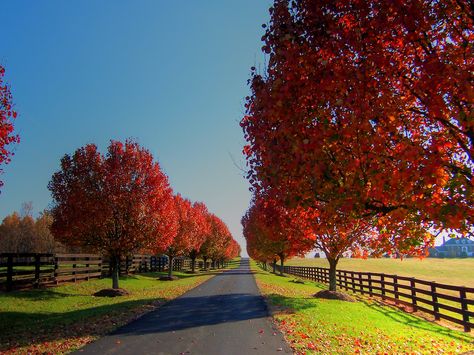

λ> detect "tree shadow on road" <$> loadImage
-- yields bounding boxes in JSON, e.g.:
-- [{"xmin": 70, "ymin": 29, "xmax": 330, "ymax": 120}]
[{"xmin": 113, "ymin": 293, "xmax": 274, "ymax": 335}]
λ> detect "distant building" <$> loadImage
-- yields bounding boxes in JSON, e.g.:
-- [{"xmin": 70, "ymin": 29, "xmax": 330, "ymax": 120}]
[{"xmin": 429, "ymin": 237, "xmax": 474, "ymax": 258}]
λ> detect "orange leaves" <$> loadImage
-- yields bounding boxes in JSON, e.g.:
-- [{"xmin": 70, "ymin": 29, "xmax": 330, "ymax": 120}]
[
  {"xmin": 48, "ymin": 139, "xmax": 176, "ymax": 268},
  {"xmin": 241, "ymin": 0, "xmax": 473, "ymax": 264}
]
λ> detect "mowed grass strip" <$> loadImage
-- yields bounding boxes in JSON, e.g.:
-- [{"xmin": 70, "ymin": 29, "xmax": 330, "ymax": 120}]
[
  {"xmin": 0, "ymin": 259, "xmax": 240, "ymax": 354},
  {"xmin": 286, "ymin": 257, "xmax": 474, "ymax": 325},
  {"xmin": 251, "ymin": 261, "xmax": 474, "ymax": 354},
  {"xmin": 287, "ymin": 257, "xmax": 474, "ymax": 287}
]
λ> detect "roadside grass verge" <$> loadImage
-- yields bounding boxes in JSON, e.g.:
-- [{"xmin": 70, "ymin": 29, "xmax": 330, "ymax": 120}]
[
  {"xmin": 286, "ymin": 257, "xmax": 474, "ymax": 287},
  {"xmin": 251, "ymin": 261, "xmax": 474, "ymax": 354},
  {"xmin": 0, "ymin": 260, "xmax": 239, "ymax": 354}
]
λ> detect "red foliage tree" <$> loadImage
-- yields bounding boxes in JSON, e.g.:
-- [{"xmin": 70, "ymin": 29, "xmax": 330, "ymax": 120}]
[
  {"xmin": 188, "ymin": 201, "xmax": 211, "ymax": 273},
  {"xmin": 199, "ymin": 214, "xmax": 232, "ymax": 270},
  {"xmin": 48, "ymin": 140, "xmax": 176, "ymax": 290},
  {"xmin": 158, "ymin": 194, "xmax": 197, "ymax": 279},
  {"xmin": 0, "ymin": 65, "xmax": 19, "ymax": 190},
  {"xmin": 242, "ymin": 194, "xmax": 314, "ymax": 275},
  {"xmin": 241, "ymin": 0, "xmax": 473, "ymax": 288}
]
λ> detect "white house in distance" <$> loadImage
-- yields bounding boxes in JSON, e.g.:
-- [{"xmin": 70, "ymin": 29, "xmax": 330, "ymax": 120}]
[{"xmin": 429, "ymin": 237, "xmax": 474, "ymax": 258}]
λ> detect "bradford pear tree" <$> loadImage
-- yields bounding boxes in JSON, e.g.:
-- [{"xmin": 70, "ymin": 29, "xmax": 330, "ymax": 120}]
[
  {"xmin": 188, "ymin": 201, "xmax": 211, "ymax": 273},
  {"xmin": 242, "ymin": 194, "xmax": 313, "ymax": 275},
  {"xmin": 48, "ymin": 140, "xmax": 176, "ymax": 290},
  {"xmin": 199, "ymin": 214, "xmax": 231, "ymax": 270},
  {"xmin": 241, "ymin": 0, "xmax": 473, "ymax": 292},
  {"xmin": 159, "ymin": 194, "xmax": 197, "ymax": 279}
]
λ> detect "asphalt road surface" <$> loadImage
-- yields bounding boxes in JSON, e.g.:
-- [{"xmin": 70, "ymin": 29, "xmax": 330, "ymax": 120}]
[{"xmin": 74, "ymin": 258, "xmax": 292, "ymax": 355}]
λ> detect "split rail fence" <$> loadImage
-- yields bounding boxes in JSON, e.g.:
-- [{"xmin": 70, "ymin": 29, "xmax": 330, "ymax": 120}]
[
  {"xmin": 0, "ymin": 253, "xmax": 192, "ymax": 292},
  {"xmin": 266, "ymin": 263, "xmax": 474, "ymax": 332}
]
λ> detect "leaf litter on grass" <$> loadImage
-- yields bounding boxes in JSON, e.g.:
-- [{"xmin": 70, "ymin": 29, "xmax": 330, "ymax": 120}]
[{"xmin": 252, "ymin": 263, "xmax": 474, "ymax": 354}]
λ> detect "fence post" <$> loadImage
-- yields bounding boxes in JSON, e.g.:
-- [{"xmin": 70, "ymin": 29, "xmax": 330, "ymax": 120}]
[
  {"xmin": 6, "ymin": 254, "xmax": 13, "ymax": 292},
  {"xmin": 85, "ymin": 256, "xmax": 90, "ymax": 281},
  {"xmin": 393, "ymin": 275, "xmax": 399, "ymax": 302},
  {"xmin": 34, "ymin": 254, "xmax": 41, "ymax": 288},
  {"xmin": 460, "ymin": 289, "xmax": 471, "ymax": 332},
  {"xmin": 73, "ymin": 256, "xmax": 77, "ymax": 282},
  {"xmin": 359, "ymin": 273, "xmax": 364, "ymax": 294},
  {"xmin": 410, "ymin": 278, "xmax": 417, "ymax": 312},
  {"xmin": 431, "ymin": 283, "xmax": 441, "ymax": 321},
  {"xmin": 351, "ymin": 271, "xmax": 355, "ymax": 291},
  {"xmin": 54, "ymin": 255, "xmax": 59, "ymax": 284},
  {"xmin": 368, "ymin": 274, "xmax": 373, "ymax": 296},
  {"xmin": 381, "ymin": 274, "xmax": 386, "ymax": 300},
  {"xmin": 99, "ymin": 255, "xmax": 103, "ymax": 278}
]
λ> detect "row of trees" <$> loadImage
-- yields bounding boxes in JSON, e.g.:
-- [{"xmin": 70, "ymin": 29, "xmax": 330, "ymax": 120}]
[
  {"xmin": 242, "ymin": 0, "xmax": 473, "ymax": 292},
  {"xmin": 48, "ymin": 139, "xmax": 240, "ymax": 289}
]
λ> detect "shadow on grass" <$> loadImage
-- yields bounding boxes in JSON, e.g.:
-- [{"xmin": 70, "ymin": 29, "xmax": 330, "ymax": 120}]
[
  {"xmin": 265, "ymin": 293, "xmax": 319, "ymax": 314},
  {"xmin": 360, "ymin": 298, "xmax": 473, "ymax": 343},
  {"xmin": 0, "ymin": 298, "xmax": 167, "ymax": 352},
  {"xmin": 0, "ymin": 288, "xmax": 88, "ymax": 301}
]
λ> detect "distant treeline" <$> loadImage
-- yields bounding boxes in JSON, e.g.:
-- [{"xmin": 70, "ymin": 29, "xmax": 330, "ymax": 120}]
[{"xmin": 0, "ymin": 203, "xmax": 71, "ymax": 253}]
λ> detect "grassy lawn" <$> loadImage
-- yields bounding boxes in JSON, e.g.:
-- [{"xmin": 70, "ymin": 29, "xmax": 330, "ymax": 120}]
[
  {"xmin": 252, "ymin": 261, "xmax": 474, "ymax": 354},
  {"xmin": 287, "ymin": 257, "xmax": 474, "ymax": 287},
  {"xmin": 0, "ymin": 259, "xmax": 240, "ymax": 354}
]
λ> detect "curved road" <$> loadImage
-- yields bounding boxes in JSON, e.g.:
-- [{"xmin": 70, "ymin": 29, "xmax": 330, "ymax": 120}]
[{"xmin": 75, "ymin": 258, "xmax": 291, "ymax": 355}]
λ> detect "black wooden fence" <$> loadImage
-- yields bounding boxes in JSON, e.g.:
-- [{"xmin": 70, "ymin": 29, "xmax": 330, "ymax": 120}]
[
  {"xmin": 266, "ymin": 263, "xmax": 474, "ymax": 332},
  {"xmin": 0, "ymin": 253, "xmax": 190, "ymax": 291}
]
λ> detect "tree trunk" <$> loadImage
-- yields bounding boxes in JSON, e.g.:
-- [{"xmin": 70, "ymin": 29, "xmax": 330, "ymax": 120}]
[
  {"xmin": 168, "ymin": 255, "xmax": 174, "ymax": 278},
  {"xmin": 203, "ymin": 256, "xmax": 208, "ymax": 270},
  {"xmin": 191, "ymin": 256, "xmax": 196, "ymax": 273},
  {"xmin": 279, "ymin": 254, "xmax": 284, "ymax": 276},
  {"xmin": 112, "ymin": 255, "xmax": 120, "ymax": 289},
  {"xmin": 272, "ymin": 258, "xmax": 277, "ymax": 273},
  {"xmin": 328, "ymin": 257, "xmax": 338, "ymax": 292}
]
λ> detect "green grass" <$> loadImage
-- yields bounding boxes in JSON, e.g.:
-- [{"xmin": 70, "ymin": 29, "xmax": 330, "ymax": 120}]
[
  {"xmin": 252, "ymin": 260, "xmax": 474, "ymax": 354},
  {"xmin": 0, "ymin": 259, "xmax": 240, "ymax": 354},
  {"xmin": 287, "ymin": 257, "xmax": 474, "ymax": 287}
]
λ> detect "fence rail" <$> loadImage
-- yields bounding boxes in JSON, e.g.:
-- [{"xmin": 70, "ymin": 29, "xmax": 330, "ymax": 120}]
[
  {"xmin": 0, "ymin": 253, "xmax": 191, "ymax": 291},
  {"xmin": 267, "ymin": 263, "xmax": 473, "ymax": 332}
]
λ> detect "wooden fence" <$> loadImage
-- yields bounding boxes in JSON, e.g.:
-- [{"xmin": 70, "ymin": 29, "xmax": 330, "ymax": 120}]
[
  {"xmin": 268, "ymin": 263, "xmax": 474, "ymax": 332},
  {"xmin": 0, "ymin": 253, "xmax": 189, "ymax": 291}
]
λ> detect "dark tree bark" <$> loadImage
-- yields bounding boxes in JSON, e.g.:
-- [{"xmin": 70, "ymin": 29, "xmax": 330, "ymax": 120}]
[
  {"xmin": 328, "ymin": 257, "xmax": 339, "ymax": 292},
  {"xmin": 111, "ymin": 254, "xmax": 120, "ymax": 289},
  {"xmin": 190, "ymin": 249, "xmax": 198, "ymax": 273},
  {"xmin": 167, "ymin": 255, "xmax": 174, "ymax": 278},
  {"xmin": 278, "ymin": 253, "xmax": 285, "ymax": 276}
]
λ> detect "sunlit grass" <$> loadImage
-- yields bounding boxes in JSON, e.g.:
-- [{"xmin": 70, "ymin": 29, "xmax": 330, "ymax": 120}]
[
  {"xmin": 287, "ymin": 257, "xmax": 474, "ymax": 287},
  {"xmin": 251, "ymin": 260, "xmax": 474, "ymax": 354},
  {"xmin": 0, "ymin": 259, "xmax": 240, "ymax": 354}
]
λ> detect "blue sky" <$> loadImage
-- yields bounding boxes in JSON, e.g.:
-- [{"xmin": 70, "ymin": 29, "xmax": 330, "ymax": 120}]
[{"xmin": 0, "ymin": 1, "xmax": 273, "ymax": 256}]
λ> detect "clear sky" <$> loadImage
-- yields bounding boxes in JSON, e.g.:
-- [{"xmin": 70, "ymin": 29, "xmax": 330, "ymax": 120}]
[{"xmin": 0, "ymin": 1, "xmax": 273, "ymax": 256}]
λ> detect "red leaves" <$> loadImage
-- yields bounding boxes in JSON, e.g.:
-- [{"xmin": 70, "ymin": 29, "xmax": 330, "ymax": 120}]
[
  {"xmin": 241, "ymin": 0, "xmax": 473, "ymax": 263},
  {"xmin": 48, "ymin": 140, "xmax": 176, "ymax": 285},
  {"xmin": 0, "ymin": 65, "xmax": 19, "ymax": 191}
]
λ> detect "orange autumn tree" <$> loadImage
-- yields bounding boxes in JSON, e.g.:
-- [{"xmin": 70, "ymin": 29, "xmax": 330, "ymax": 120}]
[
  {"xmin": 48, "ymin": 140, "xmax": 176, "ymax": 291},
  {"xmin": 188, "ymin": 201, "xmax": 211, "ymax": 273},
  {"xmin": 0, "ymin": 65, "xmax": 19, "ymax": 191},
  {"xmin": 199, "ymin": 214, "xmax": 232, "ymax": 270},
  {"xmin": 158, "ymin": 194, "xmax": 199, "ymax": 280},
  {"xmin": 241, "ymin": 0, "xmax": 473, "ymax": 289},
  {"xmin": 242, "ymin": 194, "xmax": 313, "ymax": 275}
]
